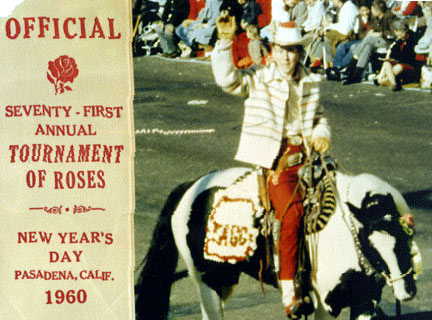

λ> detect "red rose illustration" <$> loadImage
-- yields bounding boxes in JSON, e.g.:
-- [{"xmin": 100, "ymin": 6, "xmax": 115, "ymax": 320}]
[{"xmin": 47, "ymin": 55, "xmax": 79, "ymax": 94}]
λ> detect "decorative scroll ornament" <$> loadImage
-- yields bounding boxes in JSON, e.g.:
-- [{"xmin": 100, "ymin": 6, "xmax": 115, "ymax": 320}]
[
  {"xmin": 30, "ymin": 206, "xmax": 63, "ymax": 214},
  {"xmin": 73, "ymin": 205, "xmax": 105, "ymax": 214}
]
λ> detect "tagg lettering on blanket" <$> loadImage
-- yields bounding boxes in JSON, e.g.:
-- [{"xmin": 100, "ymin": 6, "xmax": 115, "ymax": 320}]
[{"xmin": 204, "ymin": 171, "xmax": 264, "ymax": 264}]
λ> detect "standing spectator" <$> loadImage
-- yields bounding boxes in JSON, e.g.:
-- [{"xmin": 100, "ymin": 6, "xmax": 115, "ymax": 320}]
[
  {"xmin": 175, "ymin": 0, "xmax": 224, "ymax": 56},
  {"xmin": 342, "ymin": 0, "xmax": 394, "ymax": 84},
  {"xmin": 155, "ymin": 0, "xmax": 190, "ymax": 57},
  {"xmin": 260, "ymin": 0, "xmax": 308, "ymax": 42},
  {"xmin": 375, "ymin": 19, "xmax": 419, "ymax": 91}
]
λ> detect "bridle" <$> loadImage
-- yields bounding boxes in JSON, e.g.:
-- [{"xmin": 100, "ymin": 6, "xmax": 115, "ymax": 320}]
[
  {"xmin": 306, "ymin": 154, "xmax": 415, "ymax": 289},
  {"xmin": 335, "ymin": 171, "xmax": 414, "ymax": 288}
]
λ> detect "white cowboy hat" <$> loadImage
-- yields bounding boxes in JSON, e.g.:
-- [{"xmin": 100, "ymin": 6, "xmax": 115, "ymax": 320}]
[{"xmin": 274, "ymin": 21, "xmax": 313, "ymax": 47}]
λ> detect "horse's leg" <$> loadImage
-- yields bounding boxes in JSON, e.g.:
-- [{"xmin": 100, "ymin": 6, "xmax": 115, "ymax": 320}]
[
  {"xmin": 186, "ymin": 269, "xmax": 226, "ymax": 320},
  {"xmin": 311, "ymin": 302, "xmax": 334, "ymax": 320},
  {"xmin": 174, "ymin": 232, "xmax": 226, "ymax": 320},
  {"xmin": 198, "ymin": 282, "xmax": 226, "ymax": 320}
]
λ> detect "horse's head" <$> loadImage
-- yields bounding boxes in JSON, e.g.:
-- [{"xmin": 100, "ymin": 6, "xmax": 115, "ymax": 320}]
[{"xmin": 347, "ymin": 192, "xmax": 417, "ymax": 301}]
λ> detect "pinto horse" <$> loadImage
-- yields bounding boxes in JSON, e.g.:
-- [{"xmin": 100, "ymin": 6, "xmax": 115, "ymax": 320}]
[{"xmin": 135, "ymin": 167, "xmax": 420, "ymax": 320}]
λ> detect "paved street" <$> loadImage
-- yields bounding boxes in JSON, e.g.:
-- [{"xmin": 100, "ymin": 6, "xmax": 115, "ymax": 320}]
[{"xmin": 133, "ymin": 55, "xmax": 432, "ymax": 319}]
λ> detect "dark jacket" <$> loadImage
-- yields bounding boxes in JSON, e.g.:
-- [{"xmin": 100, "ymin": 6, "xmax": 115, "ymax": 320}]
[
  {"xmin": 369, "ymin": 10, "xmax": 395, "ymax": 39},
  {"xmin": 390, "ymin": 30, "xmax": 417, "ymax": 65},
  {"xmin": 161, "ymin": 0, "xmax": 190, "ymax": 26},
  {"xmin": 220, "ymin": 0, "xmax": 243, "ymax": 26},
  {"xmin": 240, "ymin": 0, "xmax": 262, "ymax": 26}
]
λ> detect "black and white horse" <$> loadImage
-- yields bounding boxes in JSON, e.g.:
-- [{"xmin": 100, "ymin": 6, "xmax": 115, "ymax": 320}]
[{"xmin": 135, "ymin": 167, "xmax": 420, "ymax": 320}]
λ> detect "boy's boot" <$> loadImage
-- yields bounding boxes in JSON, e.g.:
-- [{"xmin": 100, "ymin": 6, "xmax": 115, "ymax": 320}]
[{"xmin": 281, "ymin": 279, "xmax": 303, "ymax": 319}]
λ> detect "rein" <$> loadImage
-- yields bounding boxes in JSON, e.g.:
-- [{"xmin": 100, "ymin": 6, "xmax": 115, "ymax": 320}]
[
  {"xmin": 341, "ymin": 178, "xmax": 377, "ymax": 276},
  {"xmin": 381, "ymin": 267, "xmax": 413, "ymax": 286}
]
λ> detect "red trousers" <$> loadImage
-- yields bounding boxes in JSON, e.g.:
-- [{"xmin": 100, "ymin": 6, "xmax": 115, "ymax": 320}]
[{"xmin": 269, "ymin": 164, "xmax": 304, "ymax": 280}]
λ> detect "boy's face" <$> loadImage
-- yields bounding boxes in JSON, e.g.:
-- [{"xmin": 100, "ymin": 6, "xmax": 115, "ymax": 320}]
[{"xmin": 272, "ymin": 45, "xmax": 301, "ymax": 77}]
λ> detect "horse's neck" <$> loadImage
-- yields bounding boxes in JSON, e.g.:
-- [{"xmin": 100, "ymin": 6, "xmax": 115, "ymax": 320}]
[
  {"xmin": 334, "ymin": 171, "xmax": 366, "ymax": 221},
  {"xmin": 334, "ymin": 171, "xmax": 354, "ymax": 205},
  {"xmin": 306, "ymin": 172, "xmax": 363, "ymax": 274}
]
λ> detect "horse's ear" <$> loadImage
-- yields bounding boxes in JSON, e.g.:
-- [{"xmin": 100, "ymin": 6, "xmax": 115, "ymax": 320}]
[
  {"xmin": 360, "ymin": 191, "xmax": 373, "ymax": 209},
  {"xmin": 384, "ymin": 193, "xmax": 398, "ymax": 212},
  {"xmin": 346, "ymin": 202, "xmax": 368, "ymax": 225}
]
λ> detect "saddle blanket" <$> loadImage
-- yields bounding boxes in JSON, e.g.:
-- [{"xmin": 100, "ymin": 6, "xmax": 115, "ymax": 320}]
[{"xmin": 204, "ymin": 170, "xmax": 265, "ymax": 264}]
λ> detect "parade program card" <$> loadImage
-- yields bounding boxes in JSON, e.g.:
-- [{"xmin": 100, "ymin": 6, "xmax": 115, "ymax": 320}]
[{"xmin": 0, "ymin": 1, "xmax": 135, "ymax": 318}]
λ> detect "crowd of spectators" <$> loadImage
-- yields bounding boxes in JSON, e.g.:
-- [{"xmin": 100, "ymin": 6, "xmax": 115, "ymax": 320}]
[{"xmin": 133, "ymin": 0, "xmax": 432, "ymax": 91}]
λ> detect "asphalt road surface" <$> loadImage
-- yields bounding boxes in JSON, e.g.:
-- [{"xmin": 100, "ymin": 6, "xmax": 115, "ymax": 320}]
[{"xmin": 133, "ymin": 55, "xmax": 432, "ymax": 319}]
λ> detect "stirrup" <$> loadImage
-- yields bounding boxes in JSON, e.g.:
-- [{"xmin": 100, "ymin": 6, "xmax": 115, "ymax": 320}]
[
  {"xmin": 285, "ymin": 298, "xmax": 303, "ymax": 319},
  {"xmin": 286, "ymin": 296, "xmax": 314, "ymax": 319}
]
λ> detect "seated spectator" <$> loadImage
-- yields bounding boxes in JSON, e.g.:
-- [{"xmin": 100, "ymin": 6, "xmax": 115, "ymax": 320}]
[
  {"xmin": 238, "ymin": 0, "xmax": 263, "ymax": 30},
  {"xmin": 342, "ymin": 0, "xmax": 394, "ymax": 84},
  {"xmin": 260, "ymin": 0, "xmax": 308, "ymax": 42},
  {"xmin": 133, "ymin": 0, "xmax": 162, "ymax": 35},
  {"xmin": 302, "ymin": 0, "xmax": 326, "ymax": 34},
  {"xmin": 155, "ymin": 0, "xmax": 191, "ymax": 58},
  {"xmin": 189, "ymin": 0, "xmax": 207, "ymax": 20},
  {"xmin": 327, "ymin": 0, "xmax": 372, "ymax": 80},
  {"xmin": 386, "ymin": 0, "xmax": 397, "ymax": 11},
  {"xmin": 245, "ymin": 24, "xmax": 269, "ymax": 66},
  {"xmin": 175, "ymin": 0, "xmax": 224, "ymax": 57},
  {"xmin": 220, "ymin": 0, "xmax": 263, "ymax": 66},
  {"xmin": 393, "ymin": 0, "xmax": 422, "ymax": 17},
  {"xmin": 374, "ymin": 19, "xmax": 420, "ymax": 91},
  {"xmin": 415, "ymin": 2, "xmax": 432, "ymax": 56},
  {"xmin": 256, "ymin": 0, "xmax": 272, "ymax": 28},
  {"xmin": 220, "ymin": 0, "xmax": 244, "ymax": 26},
  {"xmin": 308, "ymin": 0, "xmax": 359, "ymax": 68}
]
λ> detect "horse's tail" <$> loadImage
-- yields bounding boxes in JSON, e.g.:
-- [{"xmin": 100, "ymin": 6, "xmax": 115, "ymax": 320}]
[{"xmin": 135, "ymin": 181, "xmax": 193, "ymax": 320}]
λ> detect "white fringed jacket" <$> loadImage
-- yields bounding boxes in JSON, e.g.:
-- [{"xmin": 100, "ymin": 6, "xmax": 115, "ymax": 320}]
[{"xmin": 211, "ymin": 39, "xmax": 331, "ymax": 169}]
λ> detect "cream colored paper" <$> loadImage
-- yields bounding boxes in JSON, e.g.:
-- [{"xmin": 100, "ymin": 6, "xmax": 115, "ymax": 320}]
[{"xmin": 0, "ymin": 1, "xmax": 135, "ymax": 319}]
